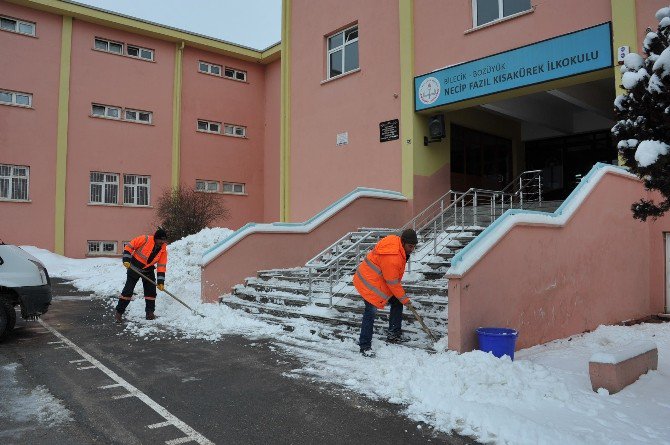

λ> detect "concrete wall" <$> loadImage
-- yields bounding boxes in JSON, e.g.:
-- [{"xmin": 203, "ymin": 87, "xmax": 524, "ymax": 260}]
[
  {"xmin": 288, "ymin": 0, "xmax": 402, "ymax": 221},
  {"xmin": 263, "ymin": 58, "xmax": 281, "ymax": 222},
  {"xmin": 447, "ymin": 170, "xmax": 666, "ymax": 352},
  {"xmin": 202, "ymin": 194, "xmax": 409, "ymax": 301},
  {"xmin": 0, "ymin": 2, "xmax": 61, "ymax": 249},
  {"xmin": 636, "ymin": 1, "xmax": 669, "ymax": 54}
]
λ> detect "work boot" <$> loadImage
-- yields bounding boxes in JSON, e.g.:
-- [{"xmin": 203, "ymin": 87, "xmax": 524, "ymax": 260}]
[
  {"xmin": 114, "ymin": 311, "xmax": 122, "ymax": 323},
  {"xmin": 146, "ymin": 312, "xmax": 156, "ymax": 320},
  {"xmin": 386, "ymin": 332, "xmax": 411, "ymax": 344},
  {"xmin": 360, "ymin": 348, "xmax": 376, "ymax": 358}
]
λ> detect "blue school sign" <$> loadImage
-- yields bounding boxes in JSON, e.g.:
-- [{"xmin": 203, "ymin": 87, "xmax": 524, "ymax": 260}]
[{"xmin": 414, "ymin": 23, "xmax": 613, "ymax": 111}]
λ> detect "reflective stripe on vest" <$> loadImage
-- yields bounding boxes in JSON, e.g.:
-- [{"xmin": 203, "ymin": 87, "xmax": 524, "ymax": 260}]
[
  {"xmin": 364, "ymin": 257, "xmax": 382, "ymax": 275},
  {"xmin": 355, "ymin": 269, "xmax": 391, "ymax": 302}
]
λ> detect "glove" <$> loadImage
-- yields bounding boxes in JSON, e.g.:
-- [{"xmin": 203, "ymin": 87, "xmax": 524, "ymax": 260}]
[
  {"xmin": 123, "ymin": 262, "xmax": 131, "ymax": 269},
  {"xmin": 157, "ymin": 283, "xmax": 165, "ymax": 291}
]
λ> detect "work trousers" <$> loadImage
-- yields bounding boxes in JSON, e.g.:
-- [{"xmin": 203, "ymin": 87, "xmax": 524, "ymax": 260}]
[
  {"xmin": 358, "ymin": 297, "xmax": 403, "ymax": 350},
  {"xmin": 116, "ymin": 267, "xmax": 156, "ymax": 314}
]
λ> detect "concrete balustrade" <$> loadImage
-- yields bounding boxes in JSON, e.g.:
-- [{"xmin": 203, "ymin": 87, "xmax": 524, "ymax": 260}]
[{"xmin": 589, "ymin": 341, "xmax": 658, "ymax": 394}]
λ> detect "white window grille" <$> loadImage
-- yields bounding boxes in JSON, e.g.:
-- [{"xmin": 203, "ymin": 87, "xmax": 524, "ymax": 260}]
[
  {"xmin": 124, "ymin": 108, "xmax": 152, "ymax": 124},
  {"xmin": 94, "ymin": 37, "xmax": 123, "ymax": 54},
  {"xmin": 0, "ymin": 89, "xmax": 32, "ymax": 107},
  {"xmin": 199, "ymin": 61, "xmax": 222, "ymax": 76},
  {"xmin": 0, "ymin": 16, "xmax": 35, "ymax": 36},
  {"xmin": 472, "ymin": 0, "xmax": 531, "ymax": 27},
  {"xmin": 224, "ymin": 124, "xmax": 246, "ymax": 137},
  {"xmin": 123, "ymin": 174, "xmax": 150, "ymax": 206},
  {"xmin": 327, "ymin": 25, "xmax": 358, "ymax": 79},
  {"xmin": 0, "ymin": 164, "xmax": 29, "ymax": 201},
  {"xmin": 89, "ymin": 172, "xmax": 119, "ymax": 204},
  {"xmin": 196, "ymin": 180, "xmax": 219, "ymax": 193},
  {"xmin": 222, "ymin": 182, "xmax": 245, "ymax": 194},
  {"xmin": 87, "ymin": 240, "xmax": 118, "ymax": 255},
  {"xmin": 126, "ymin": 45, "xmax": 154, "ymax": 61},
  {"xmin": 197, "ymin": 119, "xmax": 221, "ymax": 134},
  {"xmin": 224, "ymin": 67, "xmax": 247, "ymax": 82},
  {"xmin": 91, "ymin": 103, "xmax": 121, "ymax": 119}
]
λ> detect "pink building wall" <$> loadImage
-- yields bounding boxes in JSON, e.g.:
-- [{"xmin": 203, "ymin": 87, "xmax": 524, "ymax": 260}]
[
  {"xmin": 180, "ymin": 46, "xmax": 267, "ymax": 230},
  {"xmin": 263, "ymin": 58, "xmax": 281, "ymax": 222},
  {"xmin": 288, "ymin": 0, "xmax": 402, "ymax": 221},
  {"xmin": 446, "ymin": 171, "xmax": 666, "ymax": 353},
  {"xmin": 63, "ymin": 19, "xmax": 175, "ymax": 256},
  {"xmin": 202, "ymin": 194, "xmax": 408, "ymax": 301},
  {"xmin": 636, "ymin": 1, "xmax": 669, "ymax": 54},
  {"xmin": 414, "ymin": 0, "xmax": 613, "ymax": 76},
  {"xmin": 0, "ymin": 3, "xmax": 61, "ymax": 249}
]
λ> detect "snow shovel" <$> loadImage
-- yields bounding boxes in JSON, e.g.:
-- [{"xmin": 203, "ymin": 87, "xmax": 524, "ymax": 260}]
[
  {"xmin": 407, "ymin": 301, "xmax": 437, "ymax": 343},
  {"xmin": 129, "ymin": 265, "xmax": 205, "ymax": 318}
]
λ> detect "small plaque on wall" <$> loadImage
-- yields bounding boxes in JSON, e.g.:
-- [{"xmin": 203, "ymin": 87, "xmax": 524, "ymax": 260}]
[
  {"xmin": 336, "ymin": 132, "xmax": 349, "ymax": 146},
  {"xmin": 379, "ymin": 119, "xmax": 399, "ymax": 142}
]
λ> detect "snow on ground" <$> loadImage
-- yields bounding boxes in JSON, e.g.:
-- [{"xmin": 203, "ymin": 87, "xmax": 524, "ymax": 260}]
[{"xmin": 23, "ymin": 228, "xmax": 670, "ymax": 444}]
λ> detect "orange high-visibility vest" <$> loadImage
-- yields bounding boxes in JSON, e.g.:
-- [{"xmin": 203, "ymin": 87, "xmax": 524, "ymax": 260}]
[
  {"xmin": 123, "ymin": 235, "xmax": 168, "ymax": 276},
  {"xmin": 353, "ymin": 235, "xmax": 410, "ymax": 309}
]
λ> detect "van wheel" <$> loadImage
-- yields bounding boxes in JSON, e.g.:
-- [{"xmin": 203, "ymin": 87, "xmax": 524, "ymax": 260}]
[{"xmin": 0, "ymin": 296, "xmax": 16, "ymax": 340}]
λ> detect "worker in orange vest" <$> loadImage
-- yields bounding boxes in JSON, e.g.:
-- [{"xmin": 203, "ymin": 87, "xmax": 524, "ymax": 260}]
[
  {"xmin": 353, "ymin": 228, "xmax": 418, "ymax": 356},
  {"xmin": 114, "ymin": 228, "xmax": 168, "ymax": 322}
]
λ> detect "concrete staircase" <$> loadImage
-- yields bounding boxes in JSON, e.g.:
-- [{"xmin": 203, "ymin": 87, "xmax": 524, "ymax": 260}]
[{"xmin": 220, "ymin": 199, "xmax": 563, "ymax": 349}]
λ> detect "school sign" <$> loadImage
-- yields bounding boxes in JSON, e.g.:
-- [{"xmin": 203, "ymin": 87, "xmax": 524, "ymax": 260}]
[{"xmin": 414, "ymin": 23, "xmax": 613, "ymax": 111}]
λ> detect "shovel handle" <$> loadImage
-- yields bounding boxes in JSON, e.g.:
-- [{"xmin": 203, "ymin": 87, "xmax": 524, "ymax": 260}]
[
  {"xmin": 128, "ymin": 265, "xmax": 202, "ymax": 316},
  {"xmin": 407, "ymin": 301, "xmax": 437, "ymax": 342}
]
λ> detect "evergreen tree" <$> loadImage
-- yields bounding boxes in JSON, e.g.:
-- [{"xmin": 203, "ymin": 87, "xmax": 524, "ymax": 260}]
[{"xmin": 612, "ymin": 6, "xmax": 670, "ymax": 220}]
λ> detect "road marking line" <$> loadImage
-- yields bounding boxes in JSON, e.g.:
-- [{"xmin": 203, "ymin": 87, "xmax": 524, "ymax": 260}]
[
  {"xmin": 48, "ymin": 340, "xmax": 65, "ymax": 344},
  {"xmin": 148, "ymin": 421, "xmax": 172, "ymax": 429},
  {"xmin": 112, "ymin": 393, "xmax": 135, "ymax": 400},
  {"xmin": 38, "ymin": 319, "xmax": 213, "ymax": 445},
  {"xmin": 70, "ymin": 359, "xmax": 88, "ymax": 363},
  {"xmin": 166, "ymin": 437, "xmax": 196, "ymax": 445},
  {"xmin": 77, "ymin": 365, "xmax": 97, "ymax": 370},
  {"xmin": 99, "ymin": 383, "xmax": 123, "ymax": 389}
]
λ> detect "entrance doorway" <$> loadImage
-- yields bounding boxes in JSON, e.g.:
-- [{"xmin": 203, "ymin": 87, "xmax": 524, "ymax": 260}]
[
  {"xmin": 524, "ymin": 130, "xmax": 616, "ymax": 200},
  {"xmin": 450, "ymin": 124, "xmax": 512, "ymax": 192}
]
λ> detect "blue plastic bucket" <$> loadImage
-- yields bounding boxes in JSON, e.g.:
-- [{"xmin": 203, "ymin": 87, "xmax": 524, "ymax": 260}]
[{"xmin": 476, "ymin": 327, "xmax": 519, "ymax": 360}]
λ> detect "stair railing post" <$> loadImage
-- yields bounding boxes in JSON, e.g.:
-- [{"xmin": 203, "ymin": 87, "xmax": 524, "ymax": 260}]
[
  {"xmin": 538, "ymin": 174, "xmax": 542, "ymax": 207},
  {"xmin": 308, "ymin": 267, "xmax": 313, "ymax": 304},
  {"xmin": 473, "ymin": 190, "xmax": 478, "ymax": 227},
  {"xmin": 433, "ymin": 219, "xmax": 437, "ymax": 254},
  {"xmin": 440, "ymin": 200, "xmax": 444, "ymax": 232},
  {"xmin": 328, "ymin": 265, "xmax": 334, "ymax": 308}
]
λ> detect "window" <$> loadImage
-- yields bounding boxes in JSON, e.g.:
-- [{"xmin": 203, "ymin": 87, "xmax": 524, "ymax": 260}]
[
  {"xmin": 196, "ymin": 180, "xmax": 219, "ymax": 193},
  {"xmin": 327, "ymin": 25, "xmax": 358, "ymax": 79},
  {"xmin": 199, "ymin": 61, "xmax": 222, "ymax": 76},
  {"xmin": 224, "ymin": 124, "xmax": 247, "ymax": 137},
  {"xmin": 473, "ymin": 0, "xmax": 531, "ymax": 27},
  {"xmin": 224, "ymin": 67, "xmax": 247, "ymax": 82},
  {"xmin": 222, "ymin": 182, "xmax": 245, "ymax": 194},
  {"xmin": 92, "ymin": 103, "xmax": 121, "ymax": 119},
  {"xmin": 197, "ymin": 119, "xmax": 221, "ymax": 134},
  {"xmin": 0, "ymin": 16, "xmax": 35, "ymax": 36},
  {"xmin": 87, "ymin": 241, "xmax": 117, "ymax": 255},
  {"xmin": 123, "ymin": 174, "xmax": 150, "ymax": 206},
  {"xmin": 89, "ymin": 172, "xmax": 119, "ymax": 204},
  {"xmin": 0, "ymin": 89, "xmax": 32, "ymax": 107},
  {"xmin": 124, "ymin": 108, "xmax": 152, "ymax": 124},
  {"xmin": 126, "ymin": 45, "xmax": 154, "ymax": 61},
  {"xmin": 94, "ymin": 38, "xmax": 123, "ymax": 54},
  {"xmin": 0, "ymin": 164, "xmax": 29, "ymax": 201}
]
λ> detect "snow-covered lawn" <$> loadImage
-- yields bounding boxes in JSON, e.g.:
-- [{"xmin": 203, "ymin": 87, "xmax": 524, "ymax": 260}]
[{"xmin": 23, "ymin": 229, "xmax": 670, "ymax": 444}]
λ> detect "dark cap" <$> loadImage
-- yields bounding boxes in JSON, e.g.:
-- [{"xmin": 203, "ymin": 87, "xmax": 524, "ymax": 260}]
[
  {"xmin": 400, "ymin": 229, "xmax": 418, "ymax": 245},
  {"xmin": 154, "ymin": 227, "xmax": 168, "ymax": 240}
]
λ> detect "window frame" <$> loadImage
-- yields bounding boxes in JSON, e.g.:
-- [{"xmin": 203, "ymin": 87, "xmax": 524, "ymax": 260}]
[
  {"xmin": 0, "ymin": 163, "xmax": 30, "ymax": 201},
  {"xmin": 123, "ymin": 174, "xmax": 151, "ymax": 207},
  {"xmin": 197, "ymin": 119, "xmax": 222, "ymax": 134},
  {"xmin": 87, "ymin": 240, "xmax": 118, "ymax": 256},
  {"xmin": 199, "ymin": 60, "xmax": 223, "ymax": 77},
  {"xmin": 224, "ymin": 124, "xmax": 247, "ymax": 138},
  {"xmin": 0, "ymin": 89, "xmax": 33, "ymax": 108},
  {"xmin": 124, "ymin": 108, "xmax": 153, "ymax": 124},
  {"xmin": 326, "ymin": 24, "xmax": 359, "ymax": 80},
  {"xmin": 223, "ymin": 67, "xmax": 247, "ymax": 82},
  {"xmin": 94, "ymin": 37, "xmax": 124, "ymax": 55},
  {"xmin": 0, "ymin": 15, "xmax": 36, "ymax": 36},
  {"xmin": 196, "ymin": 180, "xmax": 220, "ymax": 193},
  {"xmin": 222, "ymin": 182, "xmax": 246, "ymax": 195},
  {"xmin": 126, "ymin": 44, "xmax": 154, "ymax": 61},
  {"xmin": 91, "ymin": 103, "xmax": 122, "ymax": 120},
  {"xmin": 89, "ymin": 171, "xmax": 119, "ymax": 205},
  {"xmin": 472, "ymin": 0, "xmax": 532, "ymax": 28}
]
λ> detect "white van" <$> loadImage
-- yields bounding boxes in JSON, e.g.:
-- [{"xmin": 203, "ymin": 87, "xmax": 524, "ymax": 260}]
[{"xmin": 0, "ymin": 244, "xmax": 52, "ymax": 339}]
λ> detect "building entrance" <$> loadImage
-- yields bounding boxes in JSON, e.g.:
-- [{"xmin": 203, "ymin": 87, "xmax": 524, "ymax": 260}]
[{"xmin": 525, "ymin": 130, "xmax": 616, "ymax": 200}]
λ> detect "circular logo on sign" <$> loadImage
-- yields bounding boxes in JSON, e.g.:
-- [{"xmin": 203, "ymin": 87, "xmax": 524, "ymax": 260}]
[{"xmin": 418, "ymin": 76, "xmax": 441, "ymax": 105}]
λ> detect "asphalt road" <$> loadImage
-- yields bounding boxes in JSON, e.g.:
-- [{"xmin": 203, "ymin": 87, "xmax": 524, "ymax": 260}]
[{"xmin": 0, "ymin": 279, "xmax": 478, "ymax": 445}]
